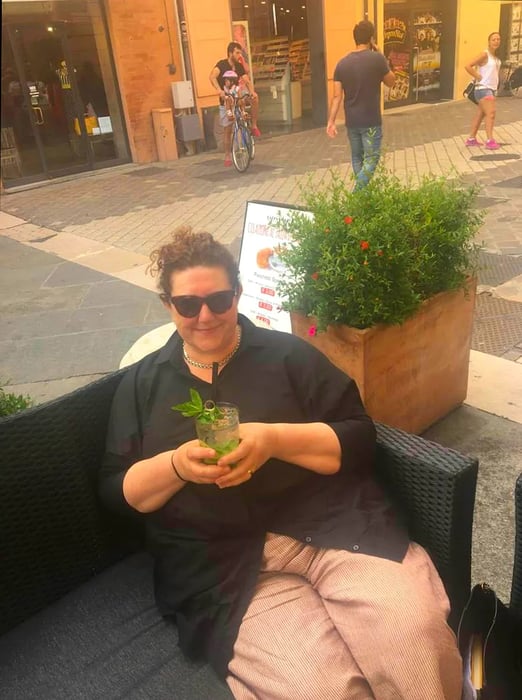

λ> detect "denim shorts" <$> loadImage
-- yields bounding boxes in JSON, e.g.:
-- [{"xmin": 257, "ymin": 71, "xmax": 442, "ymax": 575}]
[{"xmin": 474, "ymin": 87, "xmax": 496, "ymax": 101}]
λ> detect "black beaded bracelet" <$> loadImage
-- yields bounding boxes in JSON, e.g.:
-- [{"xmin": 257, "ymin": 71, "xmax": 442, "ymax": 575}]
[{"xmin": 170, "ymin": 450, "xmax": 188, "ymax": 482}]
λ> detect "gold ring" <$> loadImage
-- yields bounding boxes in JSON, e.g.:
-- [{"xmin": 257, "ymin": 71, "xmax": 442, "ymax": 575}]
[{"xmin": 247, "ymin": 469, "xmax": 253, "ymax": 477}]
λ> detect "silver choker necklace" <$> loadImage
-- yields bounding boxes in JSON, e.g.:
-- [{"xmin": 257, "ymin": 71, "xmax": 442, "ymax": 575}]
[{"xmin": 183, "ymin": 326, "xmax": 242, "ymax": 370}]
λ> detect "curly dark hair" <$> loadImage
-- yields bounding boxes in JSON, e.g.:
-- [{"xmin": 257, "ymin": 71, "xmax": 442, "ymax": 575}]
[{"xmin": 148, "ymin": 226, "xmax": 240, "ymax": 296}]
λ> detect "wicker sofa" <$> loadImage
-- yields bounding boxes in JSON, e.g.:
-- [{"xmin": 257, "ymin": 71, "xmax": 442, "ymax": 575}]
[
  {"xmin": 0, "ymin": 368, "xmax": 480, "ymax": 699},
  {"xmin": 512, "ymin": 473, "xmax": 522, "ymax": 613}
]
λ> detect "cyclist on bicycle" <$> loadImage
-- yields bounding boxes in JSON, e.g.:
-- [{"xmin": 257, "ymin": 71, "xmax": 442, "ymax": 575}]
[{"xmin": 210, "ymin": 41, "xmax": 261, "ymax": 168}]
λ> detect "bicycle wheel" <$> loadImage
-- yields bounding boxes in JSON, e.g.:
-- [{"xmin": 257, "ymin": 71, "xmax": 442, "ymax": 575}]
[{"xmin": 232, "ymin": 122, "xmax": 251, "ymax": 172}]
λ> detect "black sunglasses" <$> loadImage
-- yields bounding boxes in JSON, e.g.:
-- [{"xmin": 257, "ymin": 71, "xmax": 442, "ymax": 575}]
[{"xmin": 165, "ymin": 289, "xmax": 237, "ymax": 318}]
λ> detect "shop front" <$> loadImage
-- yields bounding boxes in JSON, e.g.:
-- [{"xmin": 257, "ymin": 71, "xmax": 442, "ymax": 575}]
[
  {"xmin": 1, "ymin": 0, "xmax": 129, "ymax": 188},
  {"xmin": 500, "ymin": 1, "xmax": 522, "ymax": 65},
  {"xmin": 382, "ymin": 0, "xmax": 458, "ymax": 108},
  {"xmin": 228, "ymin": 0, "xmax": 328, "ymax": 131},
  {"xmin": 2, "ymin": 0, "xmax": 511, "ymax": 187}
]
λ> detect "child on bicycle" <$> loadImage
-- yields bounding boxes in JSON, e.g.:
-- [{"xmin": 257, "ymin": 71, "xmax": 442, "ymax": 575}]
[{"xmin": 222, "ymin": 70, "xmax": 240, "ymax": 120}]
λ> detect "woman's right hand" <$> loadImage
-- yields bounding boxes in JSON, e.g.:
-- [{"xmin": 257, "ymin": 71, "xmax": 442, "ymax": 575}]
[
  {"xmin": 123, "ymin": 441, "xmax": 232, "ymax": 512},
  {"xmin": 172, "ymin": 440, "xmax": 232, "ymax": 484}
]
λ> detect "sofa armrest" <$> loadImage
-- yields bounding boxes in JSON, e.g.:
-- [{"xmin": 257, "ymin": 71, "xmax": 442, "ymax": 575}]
[
  {"xmin": 375, "ymin": 422, "xmax": 478, "ymax": 627},
  {"xmin": 0, "ymin": 370, "xmax": 141, "ymax": 634},
  {"xmin": 510, "ymin": 473, "xmax": 522, "ymax": 613}
]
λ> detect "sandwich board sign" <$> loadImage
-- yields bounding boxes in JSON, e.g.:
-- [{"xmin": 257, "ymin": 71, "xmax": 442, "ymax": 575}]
[{"xmin": 237, "ymin": 200, "xmax": 313, "ymax": 333}]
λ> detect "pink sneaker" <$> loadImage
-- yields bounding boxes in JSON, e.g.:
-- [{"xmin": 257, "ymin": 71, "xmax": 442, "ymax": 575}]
[
  {"xmin": 485, "ymin": 139, "xmax": 500, "ymax": 150},
  {"xmin": 465, "ymin": 137, "xmax": 482, "ymax": 146},
  {"xmin": 251, "ymin": 126, "xmax": 261, "ymax": 138},
  {"xmin": 224, "ymin": 156, "xmax": 232, "ymax": 167}
]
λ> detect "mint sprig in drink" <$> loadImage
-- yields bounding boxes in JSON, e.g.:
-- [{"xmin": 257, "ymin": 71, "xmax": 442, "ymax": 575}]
[{"xmin": 172, "ymin": 390, "xmax": 240, "ymax": 464}]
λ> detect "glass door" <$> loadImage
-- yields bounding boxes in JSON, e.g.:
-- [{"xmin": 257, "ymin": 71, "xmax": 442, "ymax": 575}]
[
  {"xmin": 383, "ymin": 9, "xmax": 412, "ymax": 107},
  {"xmin": 2, "ymin": 22, "xmax": 92, "ymax": 184},
  {"xmin": 383, "ymin": 3, "xmax": 444, "ymax": 108},
  {"xmin": 411, "ymin": 7, "xmax": 442, "ymax": 103}
]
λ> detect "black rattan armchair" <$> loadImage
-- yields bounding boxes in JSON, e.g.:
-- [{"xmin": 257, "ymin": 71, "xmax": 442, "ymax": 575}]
[
  {"xmin": 511, "ymin": 473, "xmax": 522, "ymax": 613},
  {"xmin": 0, "ymin": 368, "xmax": 478, "ymax": 698}
]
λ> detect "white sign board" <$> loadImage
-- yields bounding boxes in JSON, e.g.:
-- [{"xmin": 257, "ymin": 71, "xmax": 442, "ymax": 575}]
[
  {"xmin": 97, "ymin": 116, "xmax": 113, "ymax": 134},
  {"xmin": 237, "ymin": 200, "xmax": 313, "ymax": 333}
]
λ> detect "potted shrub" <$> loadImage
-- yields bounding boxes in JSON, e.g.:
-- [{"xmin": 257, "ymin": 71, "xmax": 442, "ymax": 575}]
[{"xmin": 276, "ymin": 169, "xmax": 483, "ymax": 433}]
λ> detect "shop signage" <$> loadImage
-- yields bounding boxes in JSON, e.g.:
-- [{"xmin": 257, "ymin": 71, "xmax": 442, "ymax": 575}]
[
  {"xmin": 232, "ymin": 20, "xmax": 254, "ymax": 89},
  {"xmin": 237, "ymin": 200, "xmax": 313, "ymax": 333}
]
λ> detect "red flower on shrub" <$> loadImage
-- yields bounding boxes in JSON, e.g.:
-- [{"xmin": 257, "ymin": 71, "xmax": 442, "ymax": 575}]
[
  {"xmin": 308, "ymin": 325, "xmax": 317, "ymax": 337},
  {"xmin": 311, "ymin": 272, "xmax": 319, "ymax": 281},
  {"xmin": 360, "ymin": 241, "xmax": 370, "ymax": 250},
  {"xmin": 344, "ymin": 216, "xmax": 353, "ymax": 224}
]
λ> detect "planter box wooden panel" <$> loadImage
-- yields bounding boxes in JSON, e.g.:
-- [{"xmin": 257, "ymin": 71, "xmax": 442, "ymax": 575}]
[{"xmin": 291, "ymin": 281, "xmax": 477, "ymax": 434}]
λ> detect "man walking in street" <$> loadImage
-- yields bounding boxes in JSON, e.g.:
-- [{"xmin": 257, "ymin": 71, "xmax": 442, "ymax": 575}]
[
  {"xmin": 327, "ymin": 20, "xmax": 395, "ymax": 189},
  {"xmin": 210, "ymin": 42, "xmax": 260, "ymax": 167}
]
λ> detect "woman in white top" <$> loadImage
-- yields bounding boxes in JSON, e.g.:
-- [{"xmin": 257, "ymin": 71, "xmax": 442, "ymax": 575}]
[{"xmin": 464, "ymin": 32, "xmax": 502, "ymax": 150}]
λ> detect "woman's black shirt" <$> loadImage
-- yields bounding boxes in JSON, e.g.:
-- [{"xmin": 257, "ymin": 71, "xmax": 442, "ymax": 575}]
[{"xmin": 99, "ymin": 315, "xmax": 408, "ymax": 678}]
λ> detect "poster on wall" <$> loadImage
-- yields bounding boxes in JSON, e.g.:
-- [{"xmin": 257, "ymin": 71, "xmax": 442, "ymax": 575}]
[
  {"xmin": 383, "ymin": 12, "xmax": 411, "ymax": 104},
  {"xmin": 412, "ymin": 10, "xmax": 442, "ymax": 98},
  {"xmin": 237, "ymin": 200, "xmax": 313, "ymax": 333},
  {"xmin": 232, "ymin": 20, "xmax": 254, "ymax": 89}
]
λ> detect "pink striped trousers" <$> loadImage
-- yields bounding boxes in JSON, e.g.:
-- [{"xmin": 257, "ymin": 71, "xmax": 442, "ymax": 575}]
[{"xmin": 226, "ymin": 533, "xmax": 462, "ymax": 700}]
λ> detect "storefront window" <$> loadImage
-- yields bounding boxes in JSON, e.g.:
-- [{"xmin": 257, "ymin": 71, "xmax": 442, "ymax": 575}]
[
  {"xmin": 1, "ymin": 0, "xmax": 129, "ymax": 186},
  {"xmin": 384, "ymin": 0, "xmax": 444, "ymax": 108},
  {"xmin": 229, "ymin": 0, "xmax": 315, "ymax": 128},
  {"xmin": 500, "ymin": 1, "xmax": 522, "ymax": 65}
]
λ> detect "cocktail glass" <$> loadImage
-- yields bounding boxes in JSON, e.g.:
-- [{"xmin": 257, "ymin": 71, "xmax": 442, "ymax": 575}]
[{"xmin": 195, "ymin": 402, "xmax": 240, "ymax": 464}]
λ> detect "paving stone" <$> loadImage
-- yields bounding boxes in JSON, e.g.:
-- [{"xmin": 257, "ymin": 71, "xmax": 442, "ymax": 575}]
[
  {"xmin": 0, "ymin": 324, "xmax": 160, "ymax": 383},
  {"xmin": 501, "ymin": 349, "xmax": 522, "ymax": 361},
  {"xmin": 478, "ymin": 251, "xmax": 522, "ymax": 286},
  {"xmin": 0, "ymin": 285, "xmax": 90, "ymax": 318},
  {"xmin": 0, "ymin": 263, "xmax": 59, "ymax": 292},
  {"xmin": 0, "ymin": 234, "xmax": 59, "ymax": 268},
  {"xmin": 0, "ymin": 308, "xmax": 75, "ymax": 342},
  {"xmin": 472, "ymin": 295, "xmax": 522, "ymax": 356},
  {"xmin": 43, "ymin": 261, "xmax": 111, "ymax": 287},
  {"xmin": 80, "ymin": 279, "xmax": 158, "ymax": 307}
]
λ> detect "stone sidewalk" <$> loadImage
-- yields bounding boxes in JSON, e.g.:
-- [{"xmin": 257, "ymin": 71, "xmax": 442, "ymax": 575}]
[
  {"xmin": 2, "ymin": 99, "xmax": 522, "ymax": 257},
  {"xmin": 2, "ymin": 98, "xmax": 521, "ymax": 361}
]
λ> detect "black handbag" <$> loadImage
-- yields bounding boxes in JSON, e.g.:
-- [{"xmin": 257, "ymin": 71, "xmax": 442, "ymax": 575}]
[
  {"xmin": 463, "ymin": 81, "xmax": 478, "ymax": 105},
  {"xmin": 458, "ymin": 583, "xmax": 522, "ymax": 699}
]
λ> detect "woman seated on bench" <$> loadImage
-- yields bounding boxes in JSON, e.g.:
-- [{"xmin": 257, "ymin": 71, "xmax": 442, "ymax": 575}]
[{"xmin": 99, "ymin": 228, "xmax": 462, "ymax": 700}]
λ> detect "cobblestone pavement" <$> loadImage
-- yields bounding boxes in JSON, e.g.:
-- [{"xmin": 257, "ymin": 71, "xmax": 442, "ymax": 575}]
[{"xmin": 2, "ymin": 98, "xmax": 522, "ymax": 360}]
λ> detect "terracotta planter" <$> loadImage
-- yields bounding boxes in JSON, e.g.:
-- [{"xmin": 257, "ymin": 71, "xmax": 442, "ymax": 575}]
[{"xmin": 290, "ymin": 279, "xmax": 477, "ymax": 434}]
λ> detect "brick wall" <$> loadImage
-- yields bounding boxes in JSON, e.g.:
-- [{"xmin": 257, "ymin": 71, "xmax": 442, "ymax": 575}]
[{"xmin": 105, "ymin": 0, "xmax": 183, "ymax": 163}]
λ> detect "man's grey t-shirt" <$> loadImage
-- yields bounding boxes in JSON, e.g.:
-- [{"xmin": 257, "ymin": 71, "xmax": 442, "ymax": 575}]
[{"xmin": 333, "ymin": 49, "xmax": 389, "ymax": 128}]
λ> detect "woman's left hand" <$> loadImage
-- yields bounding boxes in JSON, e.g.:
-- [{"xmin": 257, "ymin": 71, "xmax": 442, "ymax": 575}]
[{"xmin": 214, "ymin": 422, "xmax": 275, "ymax": 488}]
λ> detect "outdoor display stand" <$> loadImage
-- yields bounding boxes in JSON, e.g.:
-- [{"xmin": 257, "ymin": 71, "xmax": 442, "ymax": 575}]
[
  {"xmin": 238, "ymin": 200, "xmax": 311, "ymax": 333},
  {"xmin": 251, "ymin": 38, "xmax": 292, "ymax": 122},
  {"xmin": 289, "ymin": 39, "xmax": 310, "ymax": 116}
]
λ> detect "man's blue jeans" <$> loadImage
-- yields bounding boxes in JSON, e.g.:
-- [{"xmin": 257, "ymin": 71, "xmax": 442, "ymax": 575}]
[{"xmin": 347, "ymin": 126, "xmax": 383, "ymax": 190}]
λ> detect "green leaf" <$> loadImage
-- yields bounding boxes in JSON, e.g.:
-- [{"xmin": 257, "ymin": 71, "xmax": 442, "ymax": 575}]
[
  {"xmin": 172, "ymin": 389, "xmax": 224, "ymax": 422},
  {"xmin": 189, "ymin": 388, "xmax": 203, "ymax": 411}
]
